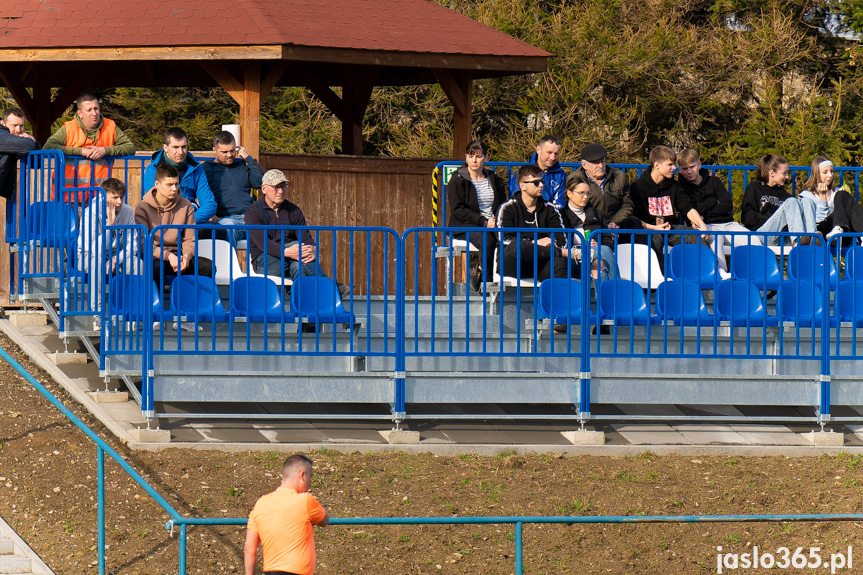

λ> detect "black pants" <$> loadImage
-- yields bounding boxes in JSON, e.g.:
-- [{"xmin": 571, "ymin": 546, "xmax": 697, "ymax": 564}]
[
  {"xmin": 502, "ymin": 241, "xmax": 574, "ymax": 282},
  {"xmin": 454, "ymin": 230, "xmax": 498, "ymax": 280},
  {"xmin": 819, "ymin": 190, "xmax": 863, "ymax": 238},
  {"xmin": 152, "ymin": 256, "xmax": 213, "ymax": 288}
]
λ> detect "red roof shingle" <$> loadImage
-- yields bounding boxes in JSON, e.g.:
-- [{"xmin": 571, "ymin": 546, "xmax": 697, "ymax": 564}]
[{"xmin": 0, "ymin": 0, "xmax": 549, "ymax": 58}]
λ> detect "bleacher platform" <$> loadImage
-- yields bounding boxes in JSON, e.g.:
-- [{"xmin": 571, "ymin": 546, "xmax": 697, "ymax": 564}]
[{"xmin": 8, "ymin": 151, "xmax": 863, "ymax": 435}]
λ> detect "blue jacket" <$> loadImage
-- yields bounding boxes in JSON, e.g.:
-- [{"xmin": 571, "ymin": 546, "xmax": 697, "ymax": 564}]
[
  {"xmin": 142, "ymin": 151, "xmax": 216, "ymax": 223},
  {"xmin": 201, "ymin": 156, "xmax": 264, "ymax": 218},
  {"xmin": 507, "ymin": 152, "xmax": 567, "ymax": 209}
]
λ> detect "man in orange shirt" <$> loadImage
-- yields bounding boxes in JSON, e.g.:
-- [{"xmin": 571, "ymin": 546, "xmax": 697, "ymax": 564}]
[{"xmin": 245, "ymin": 454, "xmax": 329, "ymax": 575}]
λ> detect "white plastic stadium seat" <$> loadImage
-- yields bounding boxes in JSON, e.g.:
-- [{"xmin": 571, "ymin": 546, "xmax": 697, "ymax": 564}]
[
  {"xmin": 615, "ymin": 242, "xmax": 663, "ymax": 290},
  {"xmin": 196, "ymin": 239, "xmax": 292, "ymax": 287}
]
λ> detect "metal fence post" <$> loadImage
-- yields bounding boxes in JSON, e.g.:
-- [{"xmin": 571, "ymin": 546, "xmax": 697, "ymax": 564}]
[
  {"xmin": 97, "ymin": 445, "xmax": 105, "ymax": 575},
  {"xmin": 515, "ymin": 521, "xmax": 523, "ymax": 575},
  {"xmin": 395, "ymin": 230, "xmax": 407, "ymax": 420}
]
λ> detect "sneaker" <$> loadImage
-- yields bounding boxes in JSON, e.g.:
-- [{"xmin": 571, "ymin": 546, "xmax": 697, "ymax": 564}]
[
  {"xmin": 469, "ymin": 265, "xmax": 483, "ymax": 293},
  {"xmin": 337, "ymin": 282, "xmax": 351, "ymax": 302},
  {"xmin": 592, "ymin": 324, "xmax": 611, "ymax": 335},
  {"xmin": 301, "ymin": 322, "xmax": 317, "ymax": 334},
  {"xmin": 826, "ymin": 226, "xmax": 843, "ymax": 241},
  {"xmin": 172, "ymin": 321, "xmax": 202, "ymax": 332},
  {"xmin": 553, "ymin": 323, "xmax": 567, "ymax": 334},
  {"xmin": 719, "ymin": 269, "xmax": 731, "ymax": 281},
  {"xmin": 92, "ymin": 316, "xmax": 101, "ymax": 332},
  {"xmin": 152, "ymin": 321, "xmax": 161, "ymax": 332}
]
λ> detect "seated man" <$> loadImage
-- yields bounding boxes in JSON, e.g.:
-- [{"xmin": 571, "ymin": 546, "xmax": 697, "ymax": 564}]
[
  {"xmin": 135, "ymin": 164, "xmax": 212, "ymax": 288},
  {"xmin": 142, "ymin": 127, "xmax": 216, "ymax": 224},
  {"xmin": 677, "ymin": 148, "xmax": 760, "ymax": 279},
  {"xmin": 498, "ymin": 164, "xmax": 573, "ymax": 282},
  {"xmin": 0, "ymin": 107, "xmax": 39, "ymax": 201},
  {"xmin": 77, "ymin": 178, "xmax": 141, "ymax": 319},
  {"xmin": 244, "ymin": 169, "xmax": 349, "ymax": 299},
  {"xmin": 629, "ymin": 145, "xmax": 702, "ymax": 264},
  {"xmin": 202, "ymin": 131, "xmax": 264, "ymax": 244},
  {"xmin": 507, "ymin": 135, "xmax": 567, "ymax": 208},
  {"xmin": 572, "ymin": 143, "xmax": 639, "ymax": 229}
]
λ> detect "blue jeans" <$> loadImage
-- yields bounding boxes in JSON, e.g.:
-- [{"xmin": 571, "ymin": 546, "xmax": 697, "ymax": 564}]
[
  {"xmin": 218, "ymin": 214, "xmax": 246, "ymax": 245},
  {"xmin": 757, "ymin": 197, "xmax": 817, "ymax": 245},
  {"xmin": 252, "ymin": 241, "xmax": 321, "ymax": 281},
  {"xmin": 595, "ymin": 244, "xmax": 618, "ymax": 281}
]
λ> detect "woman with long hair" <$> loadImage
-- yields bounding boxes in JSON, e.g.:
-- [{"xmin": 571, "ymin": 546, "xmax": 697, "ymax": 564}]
[{"xmin": 799, "ymin": 156, "xmax": 863, "ymax": 245}]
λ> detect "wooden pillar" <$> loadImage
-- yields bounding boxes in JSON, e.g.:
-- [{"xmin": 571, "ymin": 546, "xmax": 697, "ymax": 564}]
[
  {"xmin": 201, "ymin": 61, "xmax": 262, "ymax": 159},
  {"xmin": 432, "ymin": 69, "xmax": 473, "ymax": 159},
  {"xmin": 32, "ymin": 68, "xmax": 52, "ymax": 144},
  {"xmin": 340, "ymin": 67, "xmax": 375, "ymax": 156},
  {"xmin": 241, "ymin": 62, "xmax": 261, "ymax": 159}
]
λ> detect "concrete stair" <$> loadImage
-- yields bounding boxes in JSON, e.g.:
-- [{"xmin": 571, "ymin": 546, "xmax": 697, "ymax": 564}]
[
  {"xmin": 0, "ymin": 537, "xmax": 32, "ymax": 574},
  {"xmin": 0, "ymin": 517, "xmax": 55, "ymax": 575}
]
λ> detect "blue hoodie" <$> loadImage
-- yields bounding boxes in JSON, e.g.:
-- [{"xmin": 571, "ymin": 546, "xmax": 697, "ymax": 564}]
[
  {"xmin": 142, "ymin": 150, "xmax": 216, "ymax": 223},
  {"xmin": 507, "ymin": 152, "xmax": 567, "ymax": 209}
]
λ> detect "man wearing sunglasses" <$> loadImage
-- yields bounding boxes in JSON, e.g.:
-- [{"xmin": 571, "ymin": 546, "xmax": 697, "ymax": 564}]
[
  {"xmin": 497, "ymin": 164, "xmax": 574, "ymax": 282},
  {"xmin": 507, "ymin": 134, "xmax": 567, "ymax": 209}
]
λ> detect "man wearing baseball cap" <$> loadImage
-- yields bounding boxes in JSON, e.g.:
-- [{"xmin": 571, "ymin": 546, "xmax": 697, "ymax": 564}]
[
  {"xmin": 572, "ymin": 143, "xmax": 637, "ymax": 229},
  {"xmin": 244, "ymin": 169, "xmax": 349, "ymax": 301}
]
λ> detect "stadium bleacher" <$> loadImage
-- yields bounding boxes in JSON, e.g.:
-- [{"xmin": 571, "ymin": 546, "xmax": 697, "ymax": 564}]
[{"xmin": 9, "ymin": 152, "xmax": 863, "ymax": 431}]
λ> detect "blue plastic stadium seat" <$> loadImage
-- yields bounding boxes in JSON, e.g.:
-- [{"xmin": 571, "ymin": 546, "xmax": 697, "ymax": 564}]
[
  {"xmin": 598, "ymin": 279, "xmax": 659, "ymax": 325},
  {"xmin": 715, "ymin": 279, "xmax": 778, "ymax": 327},
  {"xmin": 731, "ymin": 245, "xmax": 782, "ymax": 290},
  {"xmin": 537, "ymin": 278, "xmax": 595, "ymax": 324},
  {"xmin": 170, "ymin": 275, "xmax": 229, "ymax": 323},
  {"xmin": 656, "ymin": 280, "xmax": 715, "ymax": 326},
  {"xmin": 844, "ymin": 245, "xmax": 863, "ymax": 281},
  {"xmin": 837, "ymin": 281, "xmax": 863, "ymax": 327},
  {"xmin": 231, "ymin": 276, "xmax": 297, "ymax": 323},
  {"xmin": 787, "ymin": 245, "xmax": 838, "ymax": 290},
  {"xmin": 668, "ymin": 244, "xmax": 718, "ymax": 287},
  {"xmin": 778, "ymin": 280, "xmax": 835, "ymax": 327},
  {"xmin": 290, "ymin": 276, "xmax": 355, "ymax": 324},
  {"xmin": 26, "ymin": 201, "xmax": 78, "ymax": 248},
  {"xmin": 107, "ymin": 274, "xmax": 170, "ymax": 322}
]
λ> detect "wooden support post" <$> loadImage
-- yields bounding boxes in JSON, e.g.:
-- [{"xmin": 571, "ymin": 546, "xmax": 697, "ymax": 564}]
[
  {"xmin": 32, "ymin": 67, "xmax": 52, "ymax": 144},
  {"xmin": 340, "ymin": 67, "xmax": 376, "ymax": 156},
  {"xmin": 432, "ymin": 69, "xmax": 473, "ymax": 159},
  {"xmin": 241, "ymin": 63, "xmax": 261, "ymax": 159}
]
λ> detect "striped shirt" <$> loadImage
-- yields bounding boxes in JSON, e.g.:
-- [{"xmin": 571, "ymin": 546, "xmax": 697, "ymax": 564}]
[{"xmin": 473, "ymin": 178, "xmax": 495, "ymax": 220}]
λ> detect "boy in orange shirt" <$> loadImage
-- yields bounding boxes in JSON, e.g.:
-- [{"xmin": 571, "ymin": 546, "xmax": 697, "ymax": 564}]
[{"xmin": 245, "ymin": 454, "xmax": 329, "ymax": 575}]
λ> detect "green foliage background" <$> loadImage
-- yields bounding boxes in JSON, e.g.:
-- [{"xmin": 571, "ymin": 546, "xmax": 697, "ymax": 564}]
[{"xmin": 3, "ymin": 0, "xmax": 863, "ymax": 168}]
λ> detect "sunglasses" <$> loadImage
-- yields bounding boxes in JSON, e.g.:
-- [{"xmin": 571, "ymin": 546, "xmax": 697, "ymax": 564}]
[{"xmin": 523, "ymin": 179, "xmax": 544, "ymax": 186}]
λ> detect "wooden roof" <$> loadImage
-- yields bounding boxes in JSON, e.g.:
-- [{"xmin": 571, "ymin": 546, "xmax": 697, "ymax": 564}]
[{"xmin": 0, "ymin": 0, "xmax": 549, "ymax": 73}]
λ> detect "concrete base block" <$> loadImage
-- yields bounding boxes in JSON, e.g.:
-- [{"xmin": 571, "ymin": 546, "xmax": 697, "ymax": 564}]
[
  {"xmin": 129, "ymin": 427, "xmax": 171, "ymax": 443},
  {"xmin": 46, "ymin": 352, "xmax": 88, "ymax": 365},
  {"xmin": 8, "ymin": 311, "xmax": 47, "ymax": 327},
  {"xmin": 803, "ymin": 430, "xmax": 845, "ymax": 447},
  {"xmin": 379, "ymin": 429, "xmax": 421, "ymax": 444},
  {"xmin": 87, "ymin": 391, "xmax": 129, "ymax": 403},
  {"xmin": 561, "ymin": 430, "xmax": 606, "ymax": 445}
]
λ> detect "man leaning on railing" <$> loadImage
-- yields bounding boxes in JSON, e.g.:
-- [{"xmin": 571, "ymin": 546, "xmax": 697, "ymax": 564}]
[
  {"xmin": 43, "ymin": 91, "xmax": 135, "ymax": 200},
  {"xmin": 0, "ymin": 107, "xmax": 39, "ymax": 201}
]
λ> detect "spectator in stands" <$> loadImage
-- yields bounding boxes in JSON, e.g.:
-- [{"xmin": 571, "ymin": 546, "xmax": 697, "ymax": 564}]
[
  {"xmin": 43, "ymin": 92, "xmax": 135, "ymax": 196},
  {"xmin": 245, "ymin": 454, "xmax": 328, "ymax": 575},
  {"xmin": 677, "ymin": 148, "xmax": 760, "ymax": 279},
  {"xmin": 630, "ymin": 146, "xmax": 702, "ymax": 263},
  {"xmin": 77, "ymin": 178, "xmax": 140, "ymax": 319},
  {"xmin": 507, "ymin": 135, "xmax": 567, "ymax": 208},
  {"xmin": 799, "ymin": 156, "xmax": 863, "ymax": 245},
  {"xmin": 498, "ymin": 164, "xmax": 573, "ymax": 283},
  {"xmin": 0, "ymin": 107, "xmax": 39, "ymax": 200},
  {"xmin": 572, "ymin": 143, "xmax": 638, "ymax": 229},
  {"xmin": 202, "ymin": 130, "xmax": 264, "ymax": 244},
  {"xmin": 245, "ymin": 169, "xmax": 349, "ymax": 300},
  {"xmin": 446, "ymin": 139, "xmax": 508, "ymax": 292},
  {"xmin": 741, "ymin": 154, "xmax": 818, "ymax": 245},
  {"xmin": 560, "ymin": 173, "xmax": 617, "ymax": 282},
  {"xmin": 135, "ymin": 164, "xmax": 213, "ymax": 286},
  {"xmin": 142, "ymin": 127, "xmax": 216, "ymax": 224}
]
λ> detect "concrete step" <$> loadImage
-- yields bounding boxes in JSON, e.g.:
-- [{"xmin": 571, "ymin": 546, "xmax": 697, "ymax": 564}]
[
  {"xmin": 0, "ymin": 540, "xmax": 11, "ymax": 554},
  {"xmin": 0, "ymin": 555, "xmax": 31, "ymax": 574}
]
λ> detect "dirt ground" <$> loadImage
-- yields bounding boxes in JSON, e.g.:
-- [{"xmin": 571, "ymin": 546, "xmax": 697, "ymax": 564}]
[{"xmin": 1, "ymin": 331, "xmax": 863, "ymax": 575}]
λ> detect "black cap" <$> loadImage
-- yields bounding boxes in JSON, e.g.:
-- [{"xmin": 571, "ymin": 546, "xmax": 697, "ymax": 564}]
[{"xmin": 580, "ymin": 143, "xmax": 607, "ymax": 162}]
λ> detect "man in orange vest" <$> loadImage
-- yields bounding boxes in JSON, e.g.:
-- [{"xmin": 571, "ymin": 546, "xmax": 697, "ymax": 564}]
[{"xmin": 43, "ymin": 92, "xmax": 135, "ymax": 203}]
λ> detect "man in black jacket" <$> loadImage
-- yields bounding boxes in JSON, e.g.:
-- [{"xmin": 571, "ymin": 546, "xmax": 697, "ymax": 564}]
[
  {"xmin": 677, "ymin": 148, "xmax": 760, "ymax": 278},
  {"xmin": 572, "ymin": 143, "xmax": 637, "ymax": 229},
  {"xmin": 0, "ymin": 108, "xmax": 39, "ymax": 200},
  {"xmin": 497, "ymin": 164, "xmax": 574, "ymax": 282},
  {"xmin": 629, "ymin": 146, "xmax": 703, "ymax": 267}
]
